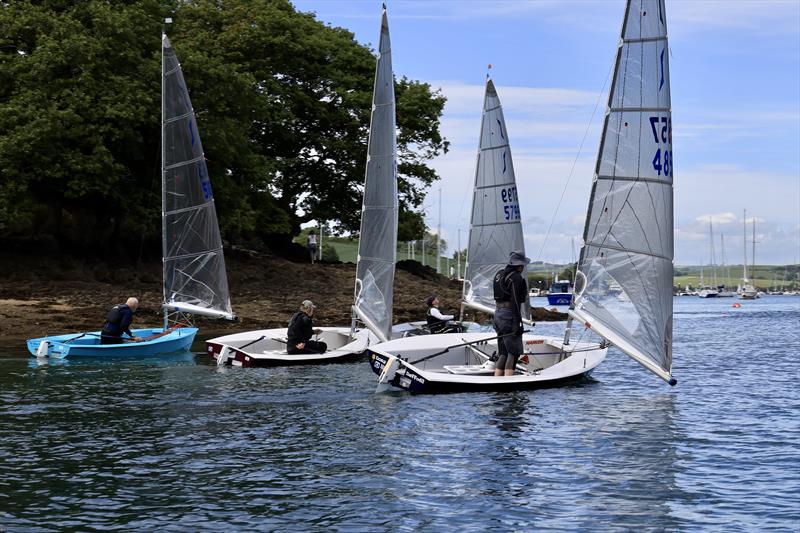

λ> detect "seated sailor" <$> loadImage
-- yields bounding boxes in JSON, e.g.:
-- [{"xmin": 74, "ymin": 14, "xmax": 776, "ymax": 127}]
[
  {"xmin": 101, "ymin": 297, "xmax": 142, "ymax": 344},
  {"xmin": 287, "ymin": 300, "xmax": 327, "ymax": 354},
  {"xmin": 425, "ymin": 294, "xmax": 455, "ymax": 334}
]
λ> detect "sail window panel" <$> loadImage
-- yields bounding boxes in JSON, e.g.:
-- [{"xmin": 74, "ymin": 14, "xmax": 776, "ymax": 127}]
[
  {"xmin": 165, "ymin": 204, "xmax": 224, "ymax": 259},
  {"xmin": 598, "ymin": 111, "xmax": 673, "ymax": 183},
  {"xmin": 623, "ymin": 0, "xmax": 667, "ymax": 41},
  {"xmin": 586, "ymin": 178, "xmax": 673, "ymax": 259},
  {"xmin": 163, "ymin": 74, "xmax": 193, "ymax": 121},
  {"xmin": 163, "ymin": 46, "xmax": 180, "ymax": 77},
  {"xmin": 358, "ymin": 207, "xmax": 398, "ymax": 265},
  {"xmin": 372, "ymin": 54, "xmax": 394, "ymax": 107},
  {"xmin": 355, "ymin": 260, "xmax": 394, "ymax": 339},
  {"xmin": 362, "ymin": 161, "xmax": 396, "ymax": 207},
  {"xmin": 465, "ymin": 223, "xmax": 525, "ymax": 309},
  {"xmin": 480, "ymin": 110, "xmax": 510, "ymax": 152},
  {"xmin": 165, "ymin": 162, "xmax": 214, "ymax": 213},
  {"xmin": 464, "ymin": 263, "xmax": 497, "ymax": 308},
  {"xmin": 164, "ymin": 249, "xmax": 232, "ymax": 315},
  {"xmin": 164, "ymin": 115, "xmax": 205, "ymax": 168},
  {"xmin": 611, "ymin": 41, "xmax": 671, "ymax": 110},
  {"xmin": 578, "ymin": 244, "xmax": 672, "ymax": 372}
]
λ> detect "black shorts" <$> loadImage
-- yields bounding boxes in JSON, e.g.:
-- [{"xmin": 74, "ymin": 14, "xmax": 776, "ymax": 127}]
[{"xmin": 493, "ymin": 308, "xmax": 523, "ymax": 370}]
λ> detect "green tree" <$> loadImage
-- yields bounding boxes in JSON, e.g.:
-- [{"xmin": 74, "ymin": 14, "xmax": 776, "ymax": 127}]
[{"xmin": 0, "ymin": 0, "xmax": 448, "ymax": 254}]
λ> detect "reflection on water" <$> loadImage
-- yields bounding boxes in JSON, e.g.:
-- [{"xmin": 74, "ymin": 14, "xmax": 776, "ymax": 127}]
[{"xmin": 0, "ymin": 297, "xmax": 799, "ymax": 530}]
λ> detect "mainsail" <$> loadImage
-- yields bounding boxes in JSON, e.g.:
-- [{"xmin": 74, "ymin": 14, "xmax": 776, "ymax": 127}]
[
  {"xmin": 462, "ymin": 77, "xmax": 530, "ymax": 321},
  {"xmin": 161, "ymin": 34, "xmax": 234, "ymax": 321},
  {"xmin": 569, "ymin": 0, "xmax": 674, "ymax": 384},
  {"xmin": 353, "ymin": 6, "xmax": 398, "ymax": 342}
]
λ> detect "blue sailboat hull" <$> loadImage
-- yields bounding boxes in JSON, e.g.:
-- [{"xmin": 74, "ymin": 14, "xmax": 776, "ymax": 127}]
[{"xmin": 26, "ymin": 327, "xmax": 198, "ymax": 359}]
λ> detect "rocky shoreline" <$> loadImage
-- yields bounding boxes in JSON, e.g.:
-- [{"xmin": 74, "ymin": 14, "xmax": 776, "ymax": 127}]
[{"xmin": 0, "ymin": 250, "xmax": 566, "ymax": 345}]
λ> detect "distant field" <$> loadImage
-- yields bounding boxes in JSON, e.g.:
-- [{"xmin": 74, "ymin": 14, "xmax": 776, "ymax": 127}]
[
  {"xmin": 296, "ymin": 235, "xmax": 799, "ymax": 289},
  {"xmin": 296, "ymin": 236, "xmax": 465, "ymax": 275}
]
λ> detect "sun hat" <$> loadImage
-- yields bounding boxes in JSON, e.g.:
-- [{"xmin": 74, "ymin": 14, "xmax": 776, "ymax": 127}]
[{"xmin": 507, "ymin": 250, "xmax": 531, "ymax": 267}]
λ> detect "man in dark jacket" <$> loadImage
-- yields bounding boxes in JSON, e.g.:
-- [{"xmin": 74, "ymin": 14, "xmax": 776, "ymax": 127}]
[
  {"xmin": 287, "ymin": 300, "xmax": 327, "ymax": 354},
  {"xmin": 492, "ymin": 251, "xmax": 530, "ymax": 376},
  {"xmin": 101, "ymin": 297, "xmax": 142, "ymax": 344}
]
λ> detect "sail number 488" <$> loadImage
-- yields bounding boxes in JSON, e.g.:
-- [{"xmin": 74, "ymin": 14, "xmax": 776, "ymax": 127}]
[{"xmin": 649, "ymin": 116, "xmax": 672, "ymax": 177}]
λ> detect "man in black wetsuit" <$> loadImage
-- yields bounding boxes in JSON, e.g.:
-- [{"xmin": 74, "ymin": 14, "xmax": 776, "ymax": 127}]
[
  {"xmin": 492, "ymin": 251, "xmax": 530, "ymax": 376},
  {"xmin": 101, "ymin": 297, "xmax": 142, "ymax": 344},
  {"xmin": 287, "ymin": 300, "xmax": 327, "ymax": 354}
]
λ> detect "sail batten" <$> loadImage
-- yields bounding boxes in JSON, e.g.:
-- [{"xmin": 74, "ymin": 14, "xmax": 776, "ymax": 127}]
[
  {"xmin": 353, "ymin": 7, "xmax": 397, "ymax": 342},
  {"xmin": 462, "ymin": 78, "xmax": 530, "ymax": 320},
  {"xmin": 161, "ymin": 34, "xmax": 233, "ymax": 321},
  {"xmin": 572, "ymin": 0, "xmax": 673, "ymax": 382}
]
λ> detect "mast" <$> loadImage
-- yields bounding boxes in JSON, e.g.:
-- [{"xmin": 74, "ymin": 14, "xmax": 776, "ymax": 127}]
[
  {"xmin": 567, "ymin": 0, "xmax": 675, "ymax": 384},
  {"xmin": 742, "ymin": 209, "xmax": 748, "ymax": 282},
  {"xmin": 720, "ymin": 233, "xmax": 730, "ymax": 286},
  {"xmin": 752, "ymin": 217, "xmax": 757, "ymax": 289},
  {"xmin": 161, "ymin": 19, "xmax": 170, "ymax": 329},
  {"xmin": 437, "ymin": 187, "xmax": 442, "ymax": 274},
  {"xmin": 709, "ymin": 217, "xmax": 717, "ymax": 287}
]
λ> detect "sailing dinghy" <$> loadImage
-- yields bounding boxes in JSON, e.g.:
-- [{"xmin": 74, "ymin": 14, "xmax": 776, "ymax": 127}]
[
  {"xmin": 370, "ymin": 0, "xmax": 677, "ymax": 393},
  {"xmin": 206, "ymin": 5, "xmax": 400, "ymax": 366},
  {"xmin": 27, "ymin": 30, "xmax": 235, "ymax": 359},
  {"xmin": 369, "ymin": 75, "xmax": 606, "ymax": 393}
]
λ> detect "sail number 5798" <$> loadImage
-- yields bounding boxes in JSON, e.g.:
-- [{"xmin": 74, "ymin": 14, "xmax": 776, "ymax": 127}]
[{"xmin": 649, "ymin": 116, "xmax": 672, "ymax": 177}]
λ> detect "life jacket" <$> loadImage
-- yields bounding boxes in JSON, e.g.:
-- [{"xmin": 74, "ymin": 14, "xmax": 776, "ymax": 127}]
[
  {"xmin": 287, "ymin": 312, "xmax": 310, "ymax": 344},
  {"xmin": 104, "ymin": 304, "xmax": 129, "ymax": 332},
  {"xmin": 493, "ymin": 269, "xmax": 515, "ymax": 302},
  {"xmin": 426, "ymin": 307, "xmax": 446, "ymax": 332}
]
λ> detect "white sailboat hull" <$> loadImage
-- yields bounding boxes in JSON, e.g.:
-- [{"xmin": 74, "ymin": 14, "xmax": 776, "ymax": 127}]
[
  {"xmin": 368, "ymin": 332, "xmax": 607, "ymax": 393},
  {"xmin": 207, "ymin": 327, "xmax": 376, "ymax": 367}
]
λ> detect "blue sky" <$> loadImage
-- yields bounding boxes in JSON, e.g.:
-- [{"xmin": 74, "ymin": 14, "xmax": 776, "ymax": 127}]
[{"xmin": 293, "ymin": 0, "xmax": 800, "ymax": 265}]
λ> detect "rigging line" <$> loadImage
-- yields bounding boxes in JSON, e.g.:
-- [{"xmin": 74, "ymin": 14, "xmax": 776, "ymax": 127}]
[{"xmin": 536, "ymin": 56, "xmax": 615, "ymax": 263}]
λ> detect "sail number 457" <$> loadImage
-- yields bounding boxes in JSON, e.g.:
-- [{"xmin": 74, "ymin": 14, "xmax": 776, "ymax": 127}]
[{"xmin": 649, "ymin": 116, "xmax": 672, "ymax": 177}]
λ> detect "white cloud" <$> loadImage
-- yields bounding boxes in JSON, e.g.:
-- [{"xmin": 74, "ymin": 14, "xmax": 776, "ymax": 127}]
[
  {"xmin": 669, "ymin": 1, "xmax": 800, "ymax": 36},
  {"xmin": 695, "ymin": 212, "xmax": 738, "ymax": 225}
]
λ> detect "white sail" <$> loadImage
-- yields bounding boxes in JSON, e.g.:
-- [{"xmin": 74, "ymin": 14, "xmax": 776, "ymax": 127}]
[
  {"xmin": 353, "ymin": 6, "xmax": 398, "ymax": 343},
  {"xmin": 569, "ymin": 0, "xmax": 674, "ymax": 384},
  {"xmin": 161, "ymin": 34, "xmax": 234, "ymax": 321},
  {"xmin": 462, "ymin": 78, "xmax": 530, "ymax": 320}
]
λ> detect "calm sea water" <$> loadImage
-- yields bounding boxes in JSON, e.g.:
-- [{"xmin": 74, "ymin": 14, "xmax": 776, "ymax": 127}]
[{"xmin": 1, "ymin": 297, "xmax": 798, "ymax": 531}]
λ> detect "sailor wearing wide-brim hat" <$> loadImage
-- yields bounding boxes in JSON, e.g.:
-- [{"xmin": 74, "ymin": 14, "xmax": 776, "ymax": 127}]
[{"xmin": 492, "ymin": 250, "xmax": 531, "ymax": 376}]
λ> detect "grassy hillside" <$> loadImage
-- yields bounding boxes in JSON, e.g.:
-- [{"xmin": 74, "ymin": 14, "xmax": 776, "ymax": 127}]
[{"xmin": 295, "ymin": 231, "xmax": 800, "ymax": 290}]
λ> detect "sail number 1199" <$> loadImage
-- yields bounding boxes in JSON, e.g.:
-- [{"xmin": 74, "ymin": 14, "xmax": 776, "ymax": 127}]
[{"xmin": 649, "ymin": 116, "xmax": 672, "ymax": 178}]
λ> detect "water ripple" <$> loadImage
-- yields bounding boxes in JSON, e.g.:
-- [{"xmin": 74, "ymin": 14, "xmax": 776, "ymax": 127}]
[{"xmin": 1, "ymin": 297, "xmax": 799, "ymax": 531}]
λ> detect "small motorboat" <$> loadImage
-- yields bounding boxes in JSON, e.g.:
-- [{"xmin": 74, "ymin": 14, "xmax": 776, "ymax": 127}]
[{"xmin": 547, "ymin": 279, "xmax": 573, "ymax": 306}]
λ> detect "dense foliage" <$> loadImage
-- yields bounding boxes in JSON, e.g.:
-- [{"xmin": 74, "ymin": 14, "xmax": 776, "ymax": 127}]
[{"xmin": 0, "ymin": 0, "xmax": 448, "ymax": 255}]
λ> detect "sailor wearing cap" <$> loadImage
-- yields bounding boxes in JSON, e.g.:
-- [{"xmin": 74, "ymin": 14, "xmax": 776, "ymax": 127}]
[
  {"xmin": 492, "ymin": 250, "xmax": 530, "ymax": 376},
  {"xmin": 287, "ymin": 300, "xmax": 327, "ymax": 354}
]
